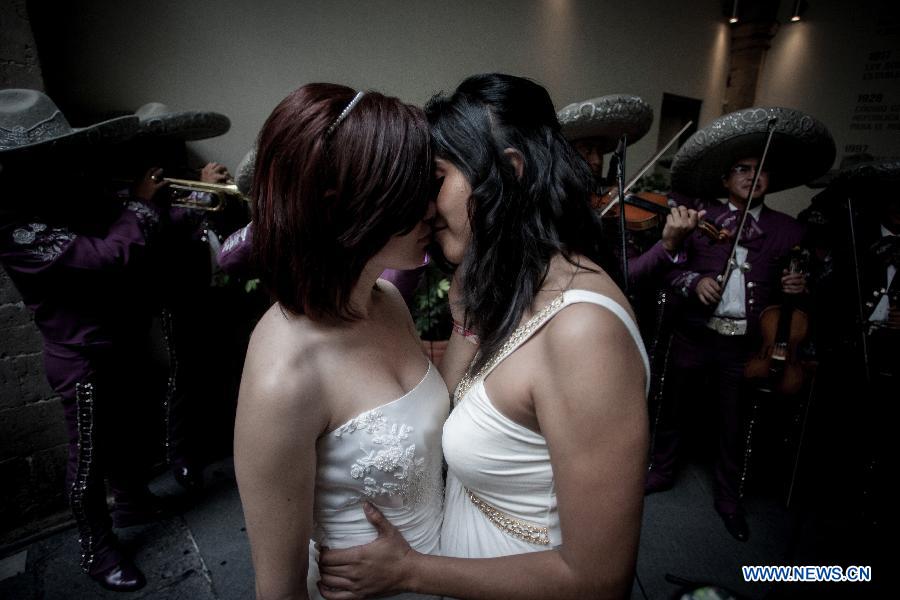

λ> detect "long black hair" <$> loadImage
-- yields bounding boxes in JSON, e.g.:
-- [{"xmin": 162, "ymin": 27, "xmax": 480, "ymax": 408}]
[{"xmin": 425, "ymin": 73, "xmax": 619, "ymax": 371}]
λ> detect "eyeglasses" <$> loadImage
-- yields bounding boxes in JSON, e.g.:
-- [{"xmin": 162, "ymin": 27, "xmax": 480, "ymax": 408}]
[{"xmin": 730, "ymin": 164, "xmax": 768, "ymax": 176}]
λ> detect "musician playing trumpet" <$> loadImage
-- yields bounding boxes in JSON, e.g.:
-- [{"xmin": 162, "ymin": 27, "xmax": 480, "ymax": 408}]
[{"xmin": 118, "ymin": 101, "xmax": 241, "ymax": 495}]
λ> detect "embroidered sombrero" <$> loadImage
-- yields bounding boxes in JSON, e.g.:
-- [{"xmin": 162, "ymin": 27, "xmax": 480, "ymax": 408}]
[
  {"xmin": 670, "ymin": 106, "xmax": 835, "ymax": 198},
  {"xmin": 557, "ymin": 94, "xmax": 653, "ymax": 153},
  {"xmin": 0, "ymin": 89, "xmax": 138, "ymax": 154},
  {"xmin": 135, "ymin": 102, "xmax": 230, "ymax": 141},
  {"xmin": 807, "ymin": 153, "xmax": 875, "ymax": 189},
  {"xmin": 835, "ymin": 158, "xmax": 900, "ymax": 185},
  {"xmin": 235, "ymin": 148, "xmax": 256, "ymax": 196}
]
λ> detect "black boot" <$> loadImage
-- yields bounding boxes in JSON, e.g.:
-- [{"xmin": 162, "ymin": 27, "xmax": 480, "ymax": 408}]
[{"xmin": 87, "ymin": 534, "xmax": 147, "ymax": 592}]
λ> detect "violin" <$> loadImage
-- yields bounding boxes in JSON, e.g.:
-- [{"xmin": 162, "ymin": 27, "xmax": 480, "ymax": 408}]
[
  {"xmin": 744, "ymin": 247, "xmax": 811, "ymax": 395},
  {"xmin": 594, "ymin": 191, "xmax": 731, "ymax": 242}
]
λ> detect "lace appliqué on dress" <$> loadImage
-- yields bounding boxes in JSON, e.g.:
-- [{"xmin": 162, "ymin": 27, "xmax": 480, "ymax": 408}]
[
  {"xmin": 12, "ymin": 222, "xmax": 75, "ymax": 262},
  {"xmin": 334, "ymin": 411, "xmax": 387, "ymax": 438},
  {"xmin": 335, "ymin": 410, "xmax": 434, "ymax": 506}
]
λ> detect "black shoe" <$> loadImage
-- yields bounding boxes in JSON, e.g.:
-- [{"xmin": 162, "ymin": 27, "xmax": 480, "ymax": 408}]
[
  {"xmin": 719, "ymin": 511, "xmax": 749, "ymax": 542},
  {"xmin": 89, "ymin": 557, "xmax": 146, "ymax": 592},
  {"xmin": 173, "ymin": 463, "xmax": 204, "ymax": 493}
]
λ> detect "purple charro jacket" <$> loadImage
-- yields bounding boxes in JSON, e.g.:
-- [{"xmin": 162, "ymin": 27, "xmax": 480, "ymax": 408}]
[
  {"xmin": 665, "ymin": 202, "xmax": 806, "ymax": 339},
  {"xmin": 0, "ymin": 200, "xmax": 162, "ymax": 349}
]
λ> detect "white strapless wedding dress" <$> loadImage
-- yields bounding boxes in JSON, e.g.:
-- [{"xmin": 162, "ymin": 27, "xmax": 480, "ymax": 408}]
[
  {"xmin": 440, "ymin": 290, "xmax": 650, "ymax": 560},
  {"xmin": 307, "ymin": 361, "xmax": 448, "ymax": 600}
]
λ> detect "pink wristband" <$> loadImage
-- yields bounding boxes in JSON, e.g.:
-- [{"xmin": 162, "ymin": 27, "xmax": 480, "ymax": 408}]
[{"xmin": 452, "ymin": 321, "xmax": 480, "ymax": 345}]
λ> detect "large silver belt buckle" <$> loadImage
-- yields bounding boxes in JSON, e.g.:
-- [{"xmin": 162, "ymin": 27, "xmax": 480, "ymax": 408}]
[
  {"xmin": 718, "ymin": 318, "xmax": 737, "ymax": 335},
  {"xmin": 707, "ymin": 316, "xmax": 744, "ymax": 336}
]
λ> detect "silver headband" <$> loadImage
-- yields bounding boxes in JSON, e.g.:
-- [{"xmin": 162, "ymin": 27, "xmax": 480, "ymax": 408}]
[{"xmin": 325, "ymin": 91, "xmax": 364, "ymax": 137}]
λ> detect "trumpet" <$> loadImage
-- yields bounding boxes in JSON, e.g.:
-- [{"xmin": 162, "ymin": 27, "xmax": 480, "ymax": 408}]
[{"xmin": 152, "ymin": 176, "xmax": 250, "ymax": 211}]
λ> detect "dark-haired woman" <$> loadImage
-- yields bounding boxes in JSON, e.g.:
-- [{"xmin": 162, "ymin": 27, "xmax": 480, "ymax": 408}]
[
  {"xmin": 234, "ymin": 84, "xmax": 447, "ymax": 600},
  {"xmin": 318, "ymin": 74, "xmax": 649, "ymax": 599}
]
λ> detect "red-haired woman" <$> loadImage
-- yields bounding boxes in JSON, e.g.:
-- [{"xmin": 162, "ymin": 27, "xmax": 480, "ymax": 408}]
[{"xmin": 234, "ymin": 84, "xmax": 446, "ymax": 600}]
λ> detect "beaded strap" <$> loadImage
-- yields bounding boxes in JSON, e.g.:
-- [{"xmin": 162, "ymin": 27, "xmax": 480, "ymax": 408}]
[
  {"xmin": 453, "ymin": 293, "xmax": 566, "ymax": 404},
  {"xmin": 465, "ymin": 489, "xmax": 550, "ymax": 546}
]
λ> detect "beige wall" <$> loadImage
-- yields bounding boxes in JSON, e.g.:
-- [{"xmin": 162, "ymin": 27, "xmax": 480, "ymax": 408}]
[
  {"xmin": 29, "ymin": 0, "xmax": 900, "ymax": 216},
  {"xmin": 32, "ymin": 0, "xmax": 728, "ymax": 180},
  {"xmin": 757, "ymin": 0, "xmax": 900, "ymax": 215}
]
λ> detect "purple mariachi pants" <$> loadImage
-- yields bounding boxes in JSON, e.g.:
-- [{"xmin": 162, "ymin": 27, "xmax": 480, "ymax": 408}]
[
  {"xmin": 44, "ymin": 340, "xmax": 157, "ymax": 574},
  {"xmin": 650, "ymin": 325, "xmax": 754, "ymax": 515}
]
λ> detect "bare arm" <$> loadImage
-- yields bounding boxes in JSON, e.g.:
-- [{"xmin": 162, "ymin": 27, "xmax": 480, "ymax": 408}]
[
  {"xmin": 319, "ymin": 304, "xmax": 648, "ymax": 599},
  {"xmin": 235, "ymin": 316, "xmax": 328, "ymax": 600}
]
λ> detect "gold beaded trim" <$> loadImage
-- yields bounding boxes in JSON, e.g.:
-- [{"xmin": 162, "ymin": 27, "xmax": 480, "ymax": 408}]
[
  {"xmin": 465, "ymin": 489, "xmax": 550, "ymax": 545},
  {"xmin": 453, "ymin": 293, "xmax": 566, "ymax": 404}
]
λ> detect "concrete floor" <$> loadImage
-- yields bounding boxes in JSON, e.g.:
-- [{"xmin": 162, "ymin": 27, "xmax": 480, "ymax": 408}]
[{"xmin": 0, "ymin": 457, "xmax": 883, "ymax": 599}]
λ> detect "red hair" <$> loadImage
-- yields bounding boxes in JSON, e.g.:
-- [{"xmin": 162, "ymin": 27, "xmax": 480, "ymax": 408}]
[{"xmin": 252, "ymin": 83, "xmax": 431, "ymax": 320}]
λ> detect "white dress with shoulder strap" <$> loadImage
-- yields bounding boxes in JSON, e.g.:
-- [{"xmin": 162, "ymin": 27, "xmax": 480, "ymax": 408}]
[
  {"xmin": 440, "ymin": 290, "xmax": 650, "ymax": 559},
  {"xmin": 306, "ymin": 361, "xmax": 448, "ymax": 600}
]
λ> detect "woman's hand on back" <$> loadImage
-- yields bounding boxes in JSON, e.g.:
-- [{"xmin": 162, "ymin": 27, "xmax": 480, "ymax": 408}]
[{"xmin": 317, "ymin": 503, "xmax": 418, "ymax": 599}]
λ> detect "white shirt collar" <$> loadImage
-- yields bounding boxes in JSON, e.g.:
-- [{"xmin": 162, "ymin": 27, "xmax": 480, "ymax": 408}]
[
  {"xmin": 881, "ymin": 225, "xmax": 898, "ymax": 238},
  {"xmin": 727, "ymin": 201, "xmax": 763, "ymax": 221}
]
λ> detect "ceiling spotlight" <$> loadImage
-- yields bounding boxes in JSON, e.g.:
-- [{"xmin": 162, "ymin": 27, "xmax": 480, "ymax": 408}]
[
  {"xmin": 729, "ymin": 0, "xmax": 739, "ymax": 23},
  {"xmin": 790, "ymin": 0, "xmax": 802, "ymax": 22}
]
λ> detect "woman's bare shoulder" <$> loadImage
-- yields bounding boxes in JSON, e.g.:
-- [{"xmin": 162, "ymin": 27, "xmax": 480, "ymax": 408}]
[
  {"xmin": 542, "ymin": 253, "xmax": 633, "ymax": 317},
  {"xmin": 536, "ymin": 254, "xmax": 641, "ymax": 374},
  {"xmin": 241, "ymin": 303, "xmax": 329, "ymax": 419}
]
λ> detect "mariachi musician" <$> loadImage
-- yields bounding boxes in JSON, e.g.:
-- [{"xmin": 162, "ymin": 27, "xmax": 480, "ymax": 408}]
[
  {"xmin": 557, "ymin": 94, "xmax": 704, "ymax": 290},
  {"xmin": 119, "ymin": 101, "xmax": 237, "ymax": 493},
  {"xmin": 842, "ymin": 161, "xmax": 900, "ymax": 350},
  {"xmin": 645, "ymin": 107, "xmax": 835, "ymax": 542},
  {"xmin": 821, "ymin": 159, "xmax": 898, "ymax": 537},
  {"xmin": 0, "ymin": 89, "xmax": 168, "ymax": 591}
]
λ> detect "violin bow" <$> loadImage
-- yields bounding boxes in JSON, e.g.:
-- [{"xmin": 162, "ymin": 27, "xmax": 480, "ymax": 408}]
[
  {"xmin": 614, "ymin": 135, "xmax": 629, "ymax": 293},
  {"xmin": 599, "ymin": 120, "xmax": 694, "ymax": 218},
  {"xmin": 716, "ymin": 117, "xmax": 779, "ymax": 291}
]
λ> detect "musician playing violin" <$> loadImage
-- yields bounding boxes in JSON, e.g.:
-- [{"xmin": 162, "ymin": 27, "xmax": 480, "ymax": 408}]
[
  {"xmin": 645, "ymin": 105, "xmax": 837, "ymax": 542},
  {"xmin": 559, "ymin": 94, "xmax": 704, "ymax": 289},
  {"xmin": 570, "ymin": 139, "xmax": 705, "ymax": 289},
  {"xmin": 691, "ymin": 158, "xmax": 806, "ymax": 306},
  {"xmin": 648, "ymin": 153, "xmax": 810, "ymax": 542}
]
